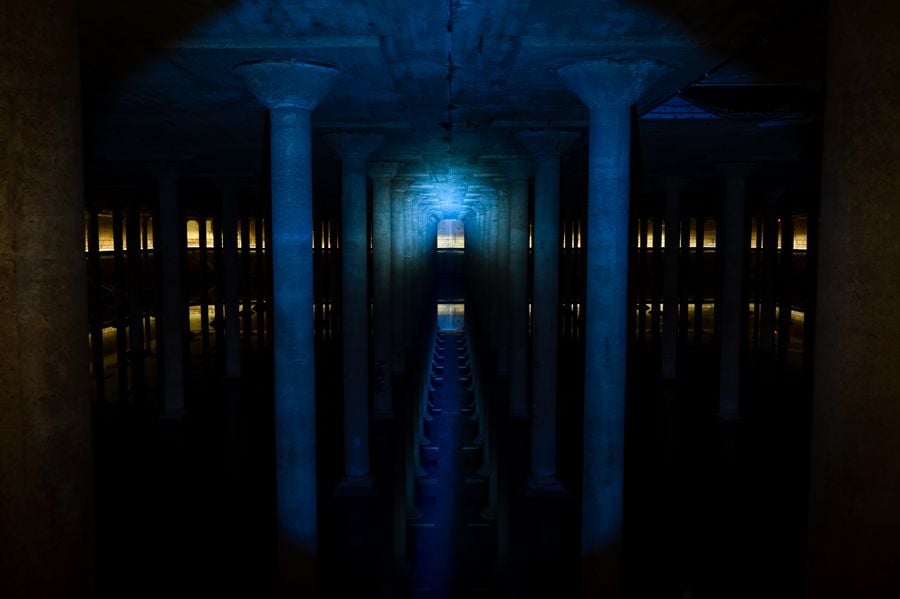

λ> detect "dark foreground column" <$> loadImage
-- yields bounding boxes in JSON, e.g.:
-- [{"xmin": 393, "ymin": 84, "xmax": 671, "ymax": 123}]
[
  {"xmin": 808, "ymin": 2, "xmax": 900, "ymax": 596},
  {"xmin": 0, "ymin": 0, "xmax": 94, "ymax": 594},
  {"xmin": 235, "ymin": 58, "xmax": 340, "ymax": 596},
  {"xmin": 557, "ymin": 56, "xmax": 667, "ymax": 596},
  {"xmin": 516, "ymin": 130, "xmax": 578, "ymax": 491},
  {"xmin": 324, "ymin": 132, "xmax": 385, "ymax": 489}
]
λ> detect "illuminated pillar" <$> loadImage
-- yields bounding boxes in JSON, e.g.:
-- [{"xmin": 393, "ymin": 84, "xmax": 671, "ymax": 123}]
[
  {"xmin": 808, "ymin": 2, "xmax": 900, "ymax": 594},
  {"xmin": 216, "ymin": 178, "xmax": 242, "ymax": 380},
  {"xmin": 557, "ymin": 56, "xmax": 668, "ymax": 595},
  {"xmin": 516, "ymin": 129, "xmax": 578, "ymax": 491},
  {"xmin": 153, "ymin": 165, "xmax": 186, "ymax": 417},
  {"xmin": 503, "ymin": 160, "xmax": 532, "ymax": 416},
  {"xmin": 0, "ymin": 0, "xmax": 93, "ymax": 593},
  {"xmin": 662, "ymin": 178, "xmax": 687, "ymax": 379},
  {"xmin": 324, "ymin": 132, "xmax": 385, "ymax": 487},
  {"xmin": 715, "ymin": 163, "xmax": 757, "ymax": 419},
  {"xmin": 234, "ymin": 58, "xmax": 341, "ymax": 594},
  {"xmin": 370, "ymin": 162, "xmax": 400, "ymax": 416}
]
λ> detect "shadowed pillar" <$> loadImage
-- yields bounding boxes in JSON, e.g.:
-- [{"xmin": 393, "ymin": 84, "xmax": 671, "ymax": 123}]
[
  {"xmin": 494, "ymin": 177, "xmax": 511, "ymax": 375},
  {"xmin": 758, "ymin": 186, "xmax": 785, "ymax": 354},
  {"xmin": 808, "ymin": 2, "xmax": 900, "ymax": 596},
  {"xmin": 516, "ymin": 129, "xmax": 578, "ymax": 492},
  {"xmin": 370, "ymin": 162, "xmax": 400, "ymax": 417},
  {"xmin": 216, "ymin": 177, "xmax": 242, "ymax": 381},
  {"xmin": 151, "ymin": 164, "xmax": 187, "ymax": 417},
  {"xmin": 234, "ymin": 58, "xmax": 340, "ymax": 596},
  {"xmin": 715, "ymin": 163, "xmax": 757, "ymax": 419},
  {"xmin": 557, "ymin": 56, "xmax": 667, "ymax": 597},
  {"xmin": 0, "ymin": 0, "xmax": 93, "ymax": 594},
  {"xmin": 503, "ymin": 160, "xmax": 532, "ymax": 416},
  {"xmin": 324, "ymin": 132, "xmax": 385, "ymax": 488},
  {"xmin": 662, "ymin": 178, "xmax": 687, "ymax": 379},
  {"xmin": 391, "ymin": 177, "xmax": 412, "ymax": 374}
]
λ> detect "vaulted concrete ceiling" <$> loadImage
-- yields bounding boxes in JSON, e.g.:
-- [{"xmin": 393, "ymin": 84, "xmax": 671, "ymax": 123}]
[{"xmin": 80, "ymin": 0, "xmax": 824, "ymax": 196}]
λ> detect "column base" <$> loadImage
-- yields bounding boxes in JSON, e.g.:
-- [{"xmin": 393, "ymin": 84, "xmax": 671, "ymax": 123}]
[
  {"xmin": 335, "ymin": 475, "xmax": 376, "ymax": 497},
  {"xmin": 527, "ymin": 475, "xmax": 568, "ymax": 498}
]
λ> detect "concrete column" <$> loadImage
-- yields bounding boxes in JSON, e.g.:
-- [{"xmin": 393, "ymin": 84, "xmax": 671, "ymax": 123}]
[
  {"xmin": 391, "ymin": 178, "xmax": 412, "ymax": 374},
  {"xmin": 759, "ymin": 187, "xmax": 784, "ymax": 354},
  {"xmin": 0, "ymin": 1, "xmax": 93, "ymax": 593},
  {"xmin": 324, "ymin": 133, "xmax": 385, "ymax": 487},
  {"xmin": 516, "ymin": 129, "xmax": 578, "ymax": 490},
  {"xmin": 557, "ymin": 56, "xmax": 668, "ymax": 596},
  {"xmin": 235, "ymin": 58, "xmax": 341, "ymax": 595},
  {"xmin": 216, "ymin": 178, "xmax": 242, "ymax": 380},
  {"xmin": 152, "ymin": 165, "xmax": 186, "ymax": 417},
  {"xmin": 662, "ymin": 178, "xmax": 687, "ymax": 379},
  {"xmin": 370, "ymin": 162, "xmax": 400, "ymax": 417},
  {"xmin": 494, "ymin": 179, "xmax": 511, "ymax": 375},
  {"xmin": 808, "ymin": 4, "xmax": 900, "ymax": 594},
  {"xmin": 715, "ymin": 163, "xmax": 757, "ymax": 419},
  {"xmin": 502, "ymin": 160, "xmax": 533, "ymax": 416}
]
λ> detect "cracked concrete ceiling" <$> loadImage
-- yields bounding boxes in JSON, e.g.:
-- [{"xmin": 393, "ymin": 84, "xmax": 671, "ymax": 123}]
[{"xmin": 80, "ymin": 0, "xmax": 825, "ymax": 199}]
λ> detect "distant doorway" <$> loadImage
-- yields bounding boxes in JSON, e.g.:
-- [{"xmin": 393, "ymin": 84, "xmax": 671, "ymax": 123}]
[{"xmin": 437, "ymin": 303, "xmax": 465, "ymax": 331}]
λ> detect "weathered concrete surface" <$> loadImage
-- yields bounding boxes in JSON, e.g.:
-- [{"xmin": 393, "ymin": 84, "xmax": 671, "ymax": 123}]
[
  {"xmin": 557, "ymin": 56, "xmax": 667, "ymax": 598},
  {"xmin": 235, "ymin": 58, "xmax": 341, "ymax": 597},
  {"xmin": 0, "ymin": 0, "xmax": 94, "ymax": 595},
  {"xmin": 808, "ymin": 2, "xmax": 900, "ymax": 597}
]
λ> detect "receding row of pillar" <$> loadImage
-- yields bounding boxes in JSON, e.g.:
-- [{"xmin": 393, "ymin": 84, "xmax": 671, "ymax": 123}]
[{"xmin": 3, "ymin": 1, "xmax": 899, "ymax": 595}]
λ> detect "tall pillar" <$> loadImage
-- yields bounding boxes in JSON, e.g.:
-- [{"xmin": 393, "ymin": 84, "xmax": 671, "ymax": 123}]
[
  {"xmin": 0, "ymin": 1, "xmax": 93, "ymax": 594},
  {"xmin": 557, "ymin": 56, "xmax": 668, "ymax": 596},
  {"xmin": 324, "ymin": 132, "xmax": 385, "ymax": 487},
  {"xmin": 715, "ymin": 163, "xmax": 757, "ymax": 419},
  {"xmin": 758, "ymin": 186, "xmax": 784, "ymax": 354},
  {"xmin": 370, "ymin": 162, "xmax": 400, "ymax": 417},
  {"xmin": 808, "ymin": 3, "xmax": 900, "ymax": 595},
  {"xmin": 391, "ymin": 178, "xmax": 412, "ymax": 374},
  {"xmin": 502, "ymin": 160, "xmax": 532, "ymax": 416},
  {"xmin": 494, "ymin": 178, "xmax": 511, "ymax": 375},
  {"xmin": 662, "ymin": 178, "xmax": 687, "ymax": 379},
  {"xmin": 516, "ymin": 129, "xmax": 578, "ymax": 490},
  {"xmin": 235, "ymin": 58, "xmax": 341, "ymax": 595},
  {"xmin": 216, "ymin": 178, "xmax": 242, "ymax": 380},
  {"xmin": 152, "ymin": 165, "xmax": 187, "ymax": 417}
]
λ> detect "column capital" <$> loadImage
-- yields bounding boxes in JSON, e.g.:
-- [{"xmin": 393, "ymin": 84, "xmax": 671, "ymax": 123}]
[
  {"xmin": 515, "ymin": 129, "xmax": 579, "ymax": 158},
  {"xmin": 714, "ymin": 162, "xmax": 759, "ymax": 181},
  {"xmin": 556, "ymin": 56, "xmax": 669, "ymax": 108},
  {"xmin": 323, "ymin": 132, "xmax": 385, "ymax": 162},
  {"xmin": 758, "ymin": 185, "xmax": 787, "ymax": 202},
  {"xmin": 661, "ymin": 176, "xmax": 689, "ymax": 196},
  {"xmin": 392, "ymin": 176, "xmax": 414, "ymax": 194},
  {"xmin": 147, "ymin": 161, "xmax": 185, "ymax": 182},
  {"xmin": 368, "ymin": 160, "xmax": 401, "ymax": 180},
  {"xmin": 210, "ymin": 174, "xmax": 253, "ymax": 194},
  {"xmin": 234, "ymin": 59, "xmax": 342, "ymax": 110},
  {"xmin": 501, "ymin": 159, "xmax": 533, "ymax": 181}
]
